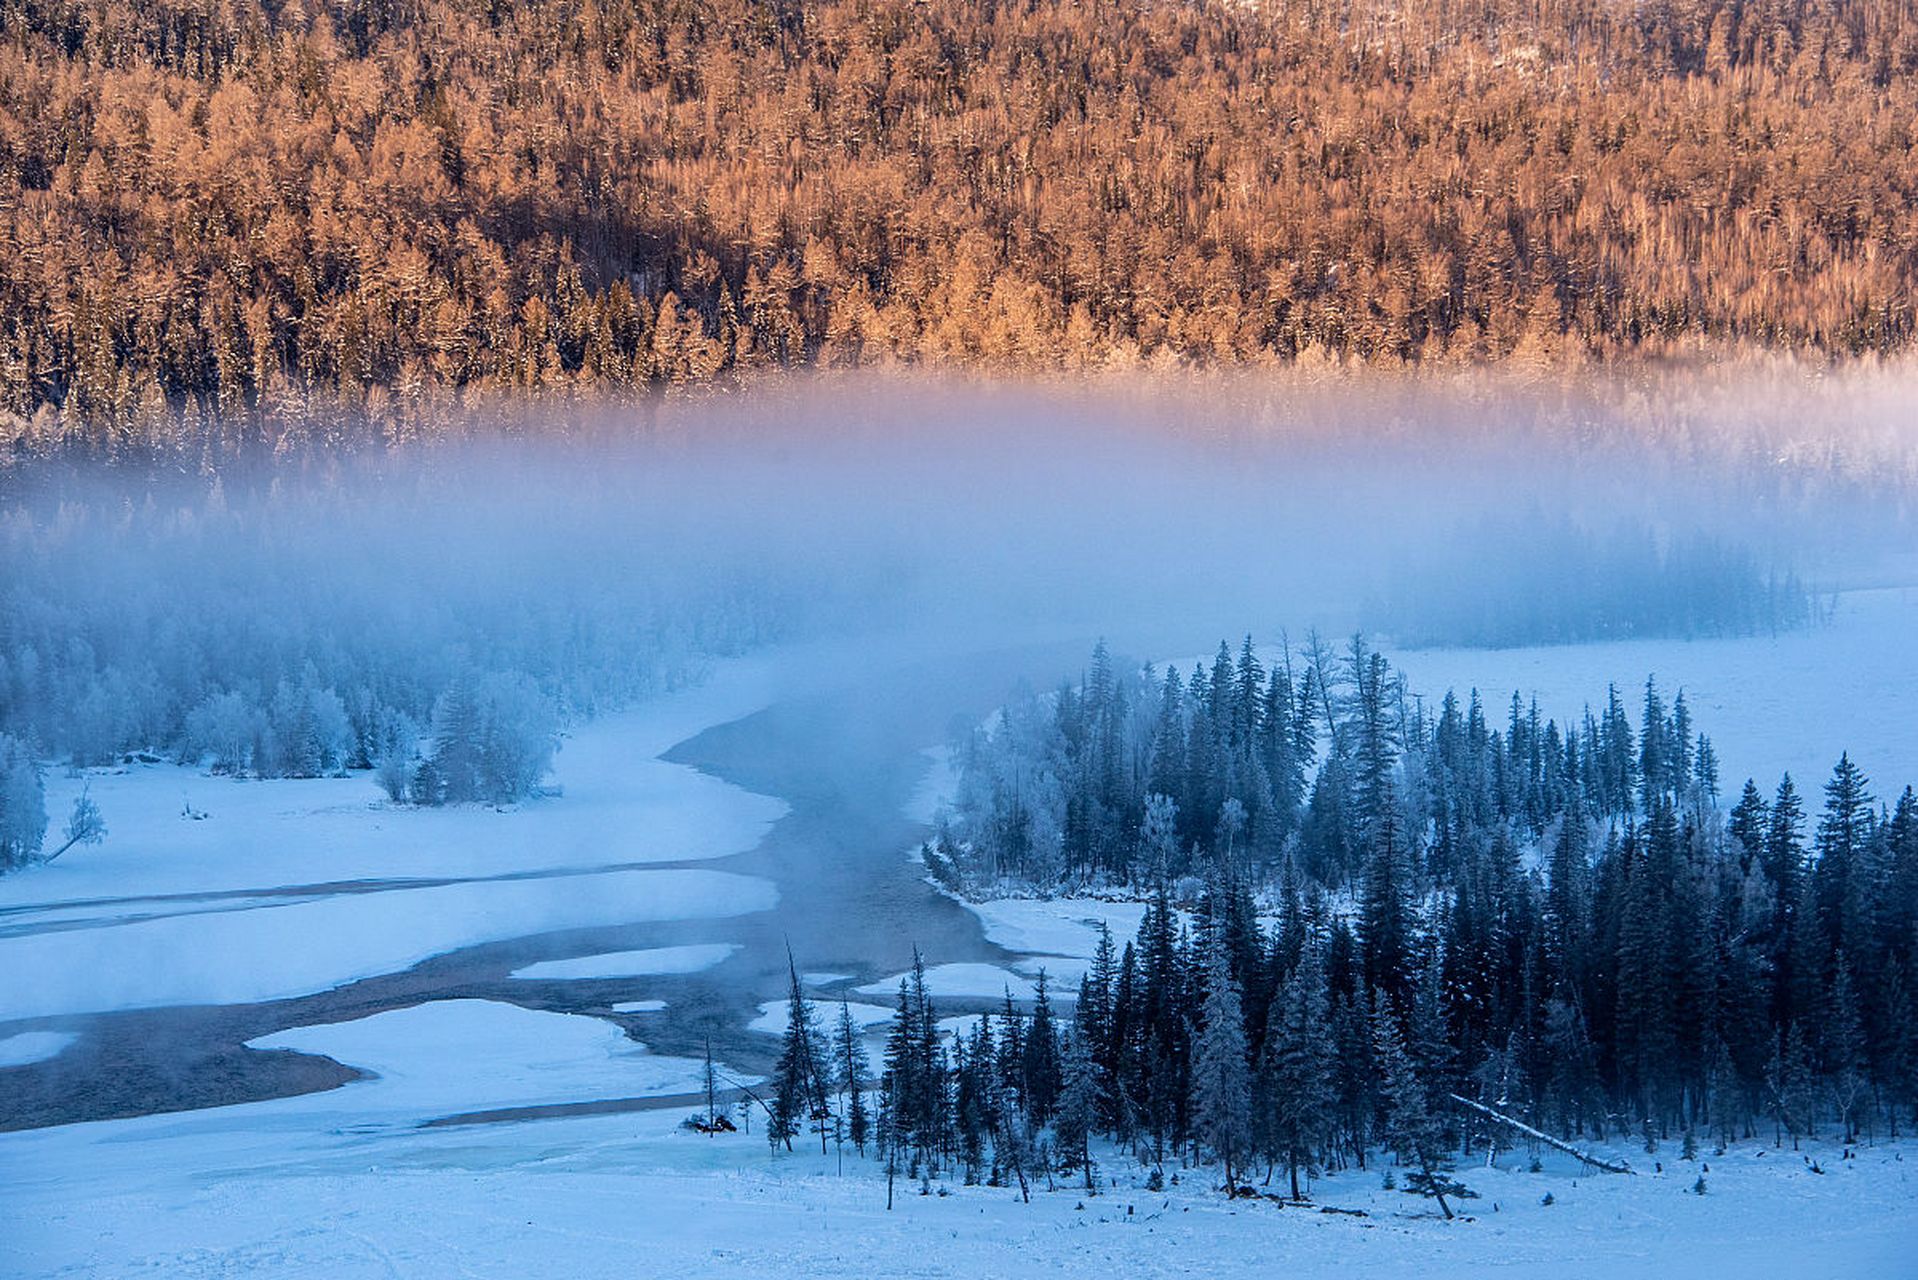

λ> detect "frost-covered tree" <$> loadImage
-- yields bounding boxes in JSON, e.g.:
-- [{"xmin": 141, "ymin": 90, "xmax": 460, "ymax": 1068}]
[
  {"xmin": 44, "ymin": 790, "xmax": 105, "ymax": 862},
  {"xmin": 429, "ymin": 679, "xmax": 486, "ymax": 804},
  {"xmin": 0, "ymin": 735, "xmax": 47, "ymax": 871},
  {"xmin": 1054, "ymin": 1027, "xmax": 1102, "ymax": 1190},
  {"xmin": 183, "ymin": 691, "xmax": 264, "ymax": 774},
  {"xmin": 421, "ymin": 673, "xmax": 556, "ymax": 805}
]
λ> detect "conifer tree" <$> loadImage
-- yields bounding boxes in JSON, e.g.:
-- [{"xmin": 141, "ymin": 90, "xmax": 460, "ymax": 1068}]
[
  {"xmin": 1373, "ymin": 995, "xmax": 1471, "ymax": 1219},
  {"xmin": 1023, "ymin": 969, "xmax": 1062, "ymax": 1125},
  {"xmin": 1815, "ymin": 754, "xmax": 1873, "ymax": 956},
  {"xmin": 429, "ymin": 678, "xmax": 485, "ymax": 803},
  {"xmin": 1265, "ymin": 939, "xmax": 1336, "ymax": 1199},
  {"xmin": 1360, "ymin": 801, "xmax": 1417, "ymax": 1004},
  {"xmin": 835, "ymin": 1000, "xmax": 871, "ymax": 1156},
  {"xmin": 1192, "ymin": 937, "xmax": 1253, "ymax": 1193},
  {"xmin": 770, "ymin": 957, "xmax": 827, "ymax": 1154},
  {"xmin": 1728, "ymin": 780, "xmax": 1769, "ymax": 871},
  {"xmin": 1055, "ymin": 1027, "xmax": 1103, "ymax": 1191}
]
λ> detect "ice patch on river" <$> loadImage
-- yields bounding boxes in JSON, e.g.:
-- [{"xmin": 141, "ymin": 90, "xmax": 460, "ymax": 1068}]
[
  {"xmin": 968, "ymin": 898, "xmax": 1146, "ymax": 961},
  {"xmin": 748, "ymin": 999, "xmax": 894, "ymax": 1037},
  {"xmin": 0, "ymin": 1031, "xmax": 76, "ymax": 1068},
  {"xmin": 856, "ymin": 962, "xmax": 1048, "ymax": 1001},
  {"xmin": 511, "ymin": 943, "xmax": 739, "ymax": 981},
  {"xmin": 248, "ymin": 999, "xmax": 715, "ymax": 1117}
]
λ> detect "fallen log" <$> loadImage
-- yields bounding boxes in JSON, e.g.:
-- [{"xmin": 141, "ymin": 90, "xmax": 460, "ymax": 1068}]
[{"xmin": 1447, "ymin": 1094, "xmax": 1635, "ymax": 1175}]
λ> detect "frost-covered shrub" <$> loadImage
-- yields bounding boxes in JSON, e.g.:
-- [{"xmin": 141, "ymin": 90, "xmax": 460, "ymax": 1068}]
[{"xmin": 419, "ymin": 673, "xmax": 558, "ymax": 805}]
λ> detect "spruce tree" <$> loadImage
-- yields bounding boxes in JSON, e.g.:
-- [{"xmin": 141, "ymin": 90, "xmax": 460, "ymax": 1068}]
[
  {"xmin": 1360, "ymin": 800, "xmax": 1416, "ymax": 1004},
  {"xmin": 835, "ymin": 1000, "xmax": 871, "ymax": 1155},
  {"xmin": 1815, "ymin": 754, "xmax": 1872, "ymax": 957},
  {"xmin": 1023, "ymin": 969, "xmax": 1062, "ymax": 1125},
  {"xmin": 1055, "ymin": 1027, "xmax": 1103, "ymax": 1191},
  {"xmin": 770, "ymin": 957, "xmax": 827, "ymax": 1153},
  {"xmin": 429, "ymin": 677, "xmax": 484, "ymax": 803},
  {"xmin": 1266, "ymin": 940, "xmax": 1335, "ymax": 1199},
  {"xmin": 1192, "ymin": 936, "xmax": 1253, "ymax": 1193},
  {"xmin": 1728, "ymin": 780, "xmax": 1769, "ymax": 872},
  {"xmin": 1373, "ymin": 995, "xmax": 1471, "ymax": 1218}
]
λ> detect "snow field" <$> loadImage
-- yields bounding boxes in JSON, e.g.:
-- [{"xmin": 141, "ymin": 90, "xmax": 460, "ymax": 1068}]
[{"xmin": 6, "ymin": 1102, "xmax": 1911, "ymax": 1280}]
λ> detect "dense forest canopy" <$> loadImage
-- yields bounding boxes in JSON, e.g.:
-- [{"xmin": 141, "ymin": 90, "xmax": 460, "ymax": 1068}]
[{"xmin": 0, "ymin": 0, "xmax": 1914, "ymax": 457}]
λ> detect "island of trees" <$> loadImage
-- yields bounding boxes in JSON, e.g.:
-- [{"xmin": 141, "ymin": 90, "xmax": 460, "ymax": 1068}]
[{"xmin": 751, "ymin": 637, "xmax": 1918, "ymax": 1206}]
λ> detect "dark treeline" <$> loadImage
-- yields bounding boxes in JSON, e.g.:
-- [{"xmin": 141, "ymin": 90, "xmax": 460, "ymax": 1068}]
[
  {"xmin": 1368, "ymin": 517, "xmax": 1816, "ymax": 648},
  {"xmin": 2, "ymin": 0, "xmax": 1916, "ymax": 455},
  {"xmin": 842, "ymin": 638, "xmax": 1918, "ymax": 1200}
]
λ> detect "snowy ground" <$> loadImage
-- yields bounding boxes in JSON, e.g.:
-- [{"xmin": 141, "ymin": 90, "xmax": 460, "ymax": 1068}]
[
  {"xmin": 5, "ymin": 1095, "xmax": 1910, "ymax": 1279},
  {"xmin": 5, "ymin": 664, "xmax": 791, "ymax": 907}
]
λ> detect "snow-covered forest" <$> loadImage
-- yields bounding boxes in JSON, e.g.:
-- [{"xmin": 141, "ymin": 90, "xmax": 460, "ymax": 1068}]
[
  {"xmin": 915, "ymin": 637, "xmax": 1917, "ymax": 1199},
  {"xmin": 0, "ymin": 442, "xmax": 839, "ymax": 864}
]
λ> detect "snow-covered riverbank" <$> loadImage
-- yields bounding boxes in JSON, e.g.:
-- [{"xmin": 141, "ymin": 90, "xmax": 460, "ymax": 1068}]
[{"xmin": 0, "ymin": 662, "xmax": 794, "ymax": 1024}]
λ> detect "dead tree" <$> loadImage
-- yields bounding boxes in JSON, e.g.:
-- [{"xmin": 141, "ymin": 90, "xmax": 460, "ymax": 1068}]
[{"xmin": 1447, "ymin": 1094, "xmax": 1635, "ymax": 1175}]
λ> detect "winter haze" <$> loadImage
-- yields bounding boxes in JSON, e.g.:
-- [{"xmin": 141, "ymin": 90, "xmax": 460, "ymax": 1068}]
[{"xmin": 3, "ymin": 365, "xmax": 1918, "ymax": 1280}]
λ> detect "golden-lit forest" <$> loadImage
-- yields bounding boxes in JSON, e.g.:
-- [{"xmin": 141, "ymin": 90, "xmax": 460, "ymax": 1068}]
[{"xmin": 0, "ymin": 0, "xmax": 1913, "ymax": 456}]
